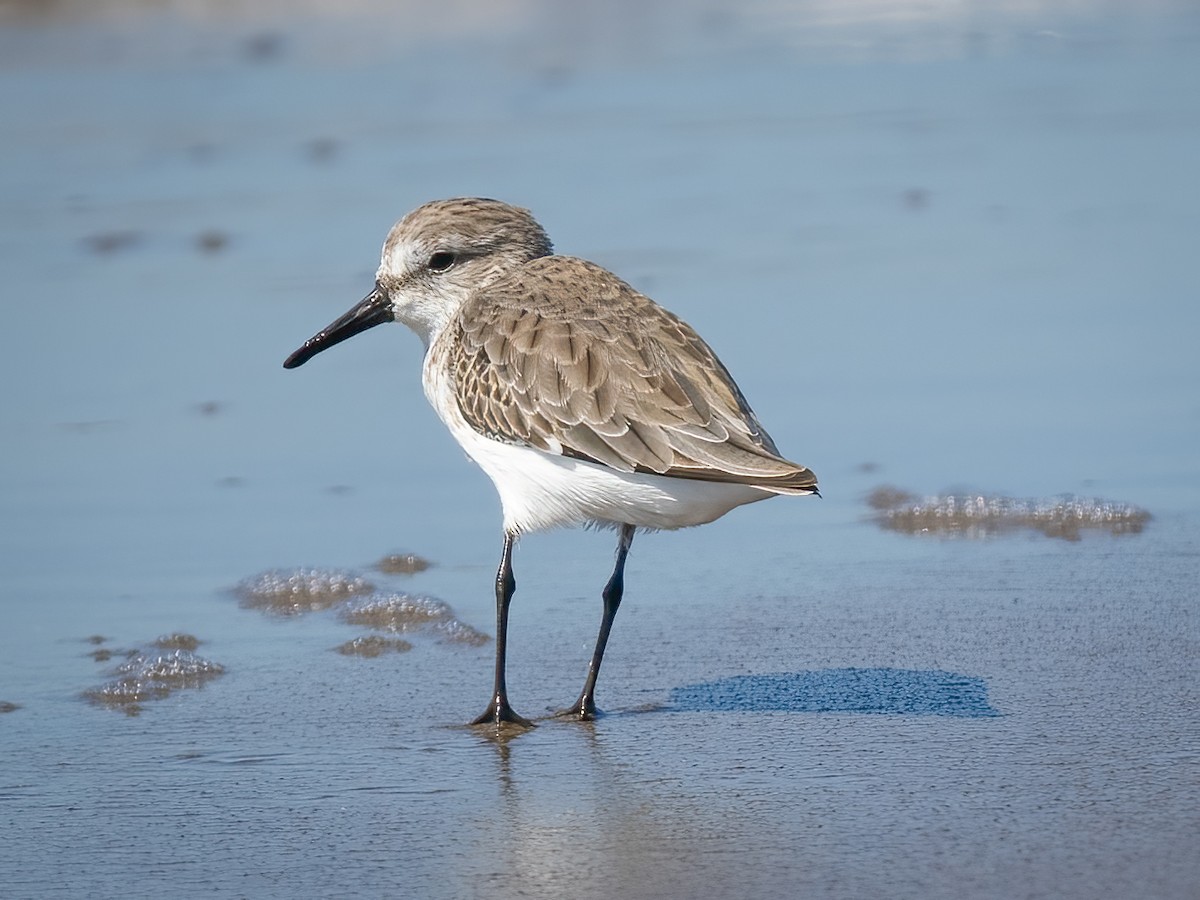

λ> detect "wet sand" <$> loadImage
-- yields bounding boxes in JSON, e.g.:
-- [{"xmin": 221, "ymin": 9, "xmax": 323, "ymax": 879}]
[{"xmin": 2, "ymin": 3, "xmax": 1198, "ymax": 898}]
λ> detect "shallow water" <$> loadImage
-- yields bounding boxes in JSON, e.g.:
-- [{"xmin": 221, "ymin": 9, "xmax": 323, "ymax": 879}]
[{"xmin": 2, "ymin": 2, "xmax": 1199, "ymax": 898}]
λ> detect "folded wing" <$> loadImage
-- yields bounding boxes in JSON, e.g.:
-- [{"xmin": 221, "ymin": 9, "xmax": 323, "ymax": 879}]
[{"xmin": 449, "ymin": 257, "xmax": 818, "ymax": 495}]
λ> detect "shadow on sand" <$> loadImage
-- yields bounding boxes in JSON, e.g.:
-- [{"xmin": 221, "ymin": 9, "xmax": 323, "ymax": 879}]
[{"xmin": 670, "ymin": 668, "xmax": 1001, "ymax": 717}]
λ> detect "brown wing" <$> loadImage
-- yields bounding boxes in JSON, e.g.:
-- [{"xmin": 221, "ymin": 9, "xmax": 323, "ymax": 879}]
[{"xmin": 449, "ymin": 256, "xmax": 817, "ymax": 495}]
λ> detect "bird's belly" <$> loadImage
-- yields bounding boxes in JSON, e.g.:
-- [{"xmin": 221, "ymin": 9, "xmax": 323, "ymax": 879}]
[{"xmin": 471, "ymin": 434, "xmax": 772, "ymax": 533}]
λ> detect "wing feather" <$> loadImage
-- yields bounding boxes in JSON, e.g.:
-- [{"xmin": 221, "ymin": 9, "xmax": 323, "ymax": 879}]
[{"xmin": 448, "ymin": 257, "xmax": 816, "ymax": 494}]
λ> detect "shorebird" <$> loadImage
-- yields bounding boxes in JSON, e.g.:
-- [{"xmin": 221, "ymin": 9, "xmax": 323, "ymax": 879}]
[{"xmin": 284, "ymin": 198, "xmax": 818, "ymax": 727}]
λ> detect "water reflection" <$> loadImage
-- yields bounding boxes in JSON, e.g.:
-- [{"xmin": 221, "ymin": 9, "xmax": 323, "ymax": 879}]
[{"xmin": 466, "ymin": 721, "xmax": 759, "ymax": 899}]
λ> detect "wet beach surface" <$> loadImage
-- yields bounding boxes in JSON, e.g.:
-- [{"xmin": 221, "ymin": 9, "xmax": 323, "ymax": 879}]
[{"xmin": 2, "ymin": 2, "xmax": 1198, "ymax": 898}]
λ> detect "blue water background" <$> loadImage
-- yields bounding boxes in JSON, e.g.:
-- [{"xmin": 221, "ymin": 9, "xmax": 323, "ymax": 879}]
[{"xmin": 1, "ymin": 4, "xmax": 1197, "ymax": 898}]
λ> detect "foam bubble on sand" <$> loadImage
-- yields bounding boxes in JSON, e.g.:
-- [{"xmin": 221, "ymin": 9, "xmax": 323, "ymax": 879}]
[
  {"xmin": 83, "ymin": 639, "xmax": 224, "ymax": 715},
  {"xmin": 868, "ymin": 485, "xmax": 1151, "ymax": 540},
  {"xmin": 234, "ymin": 567, "xmax": 374, "ymax": 615},
  {"xmin": 340, "ymin": 593, "xmax": 490, "ymax": 646},
  {"xmin": 334, "ymin": 635, "xmax": 414, "ymax": 657},
  {"xmin": 375, "ymin": 552, "xmax": 432, "ymax": 575}
]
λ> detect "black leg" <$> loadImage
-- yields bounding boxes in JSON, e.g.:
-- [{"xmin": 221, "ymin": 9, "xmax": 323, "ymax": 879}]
[
  {"xmin": 472, "ymin": 531, "xmax": 533, "ymax": 728},
  {"xmin": 561, "ymin": 524, "xmax": 635, "ymax": 720}
]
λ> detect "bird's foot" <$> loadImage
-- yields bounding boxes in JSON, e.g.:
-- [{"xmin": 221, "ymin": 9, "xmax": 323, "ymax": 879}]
[
  {"xmin": 470, "ymin": 697, "xmax": 534, "ymax": 729},
  {"xmin": 553, "ymin": 696, "xmax": 599, "ymax": 722}
]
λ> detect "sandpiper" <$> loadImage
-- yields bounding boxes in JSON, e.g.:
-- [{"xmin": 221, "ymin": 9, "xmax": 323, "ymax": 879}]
[{"xmin": 284, "ymin": 198, "xmax": 818, "ymax": 727}]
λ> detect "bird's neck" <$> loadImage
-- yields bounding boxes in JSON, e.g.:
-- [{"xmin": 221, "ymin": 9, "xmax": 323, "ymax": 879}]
[{"xmin": 396, "ymin": 297, "xmax": 459, "ymax": 351}]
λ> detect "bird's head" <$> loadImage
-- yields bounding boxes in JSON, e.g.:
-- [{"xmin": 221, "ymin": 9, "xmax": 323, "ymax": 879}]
[{"xmin": 284, "ymin": 198, "xmax": 552, "ymax": 369}]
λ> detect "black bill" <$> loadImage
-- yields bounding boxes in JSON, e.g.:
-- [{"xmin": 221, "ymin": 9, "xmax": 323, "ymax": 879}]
[{"xmin": 283, "ymin": 286, "xmax": 393, "ymax": 369}]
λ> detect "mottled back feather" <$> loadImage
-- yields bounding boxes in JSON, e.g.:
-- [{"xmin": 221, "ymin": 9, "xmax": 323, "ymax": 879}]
[{"xmin": 445, "ymin": 256, "xmax": 817, "ymax": 495}]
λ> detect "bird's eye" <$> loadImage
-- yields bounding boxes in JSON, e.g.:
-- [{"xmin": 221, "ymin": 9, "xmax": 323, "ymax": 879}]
[{"xmin": 428, "ymin": 251, "xmax": 457, "ymax": 273}]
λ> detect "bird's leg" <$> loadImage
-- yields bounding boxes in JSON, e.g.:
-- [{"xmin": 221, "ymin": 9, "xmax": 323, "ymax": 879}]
[
  {"xmin": 472, "ymin": 531, "xmax": 534, "ymax": 728},
  {"xmin": 560, "ymin": 524, "xmax": 636, "ymax": 721}
]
